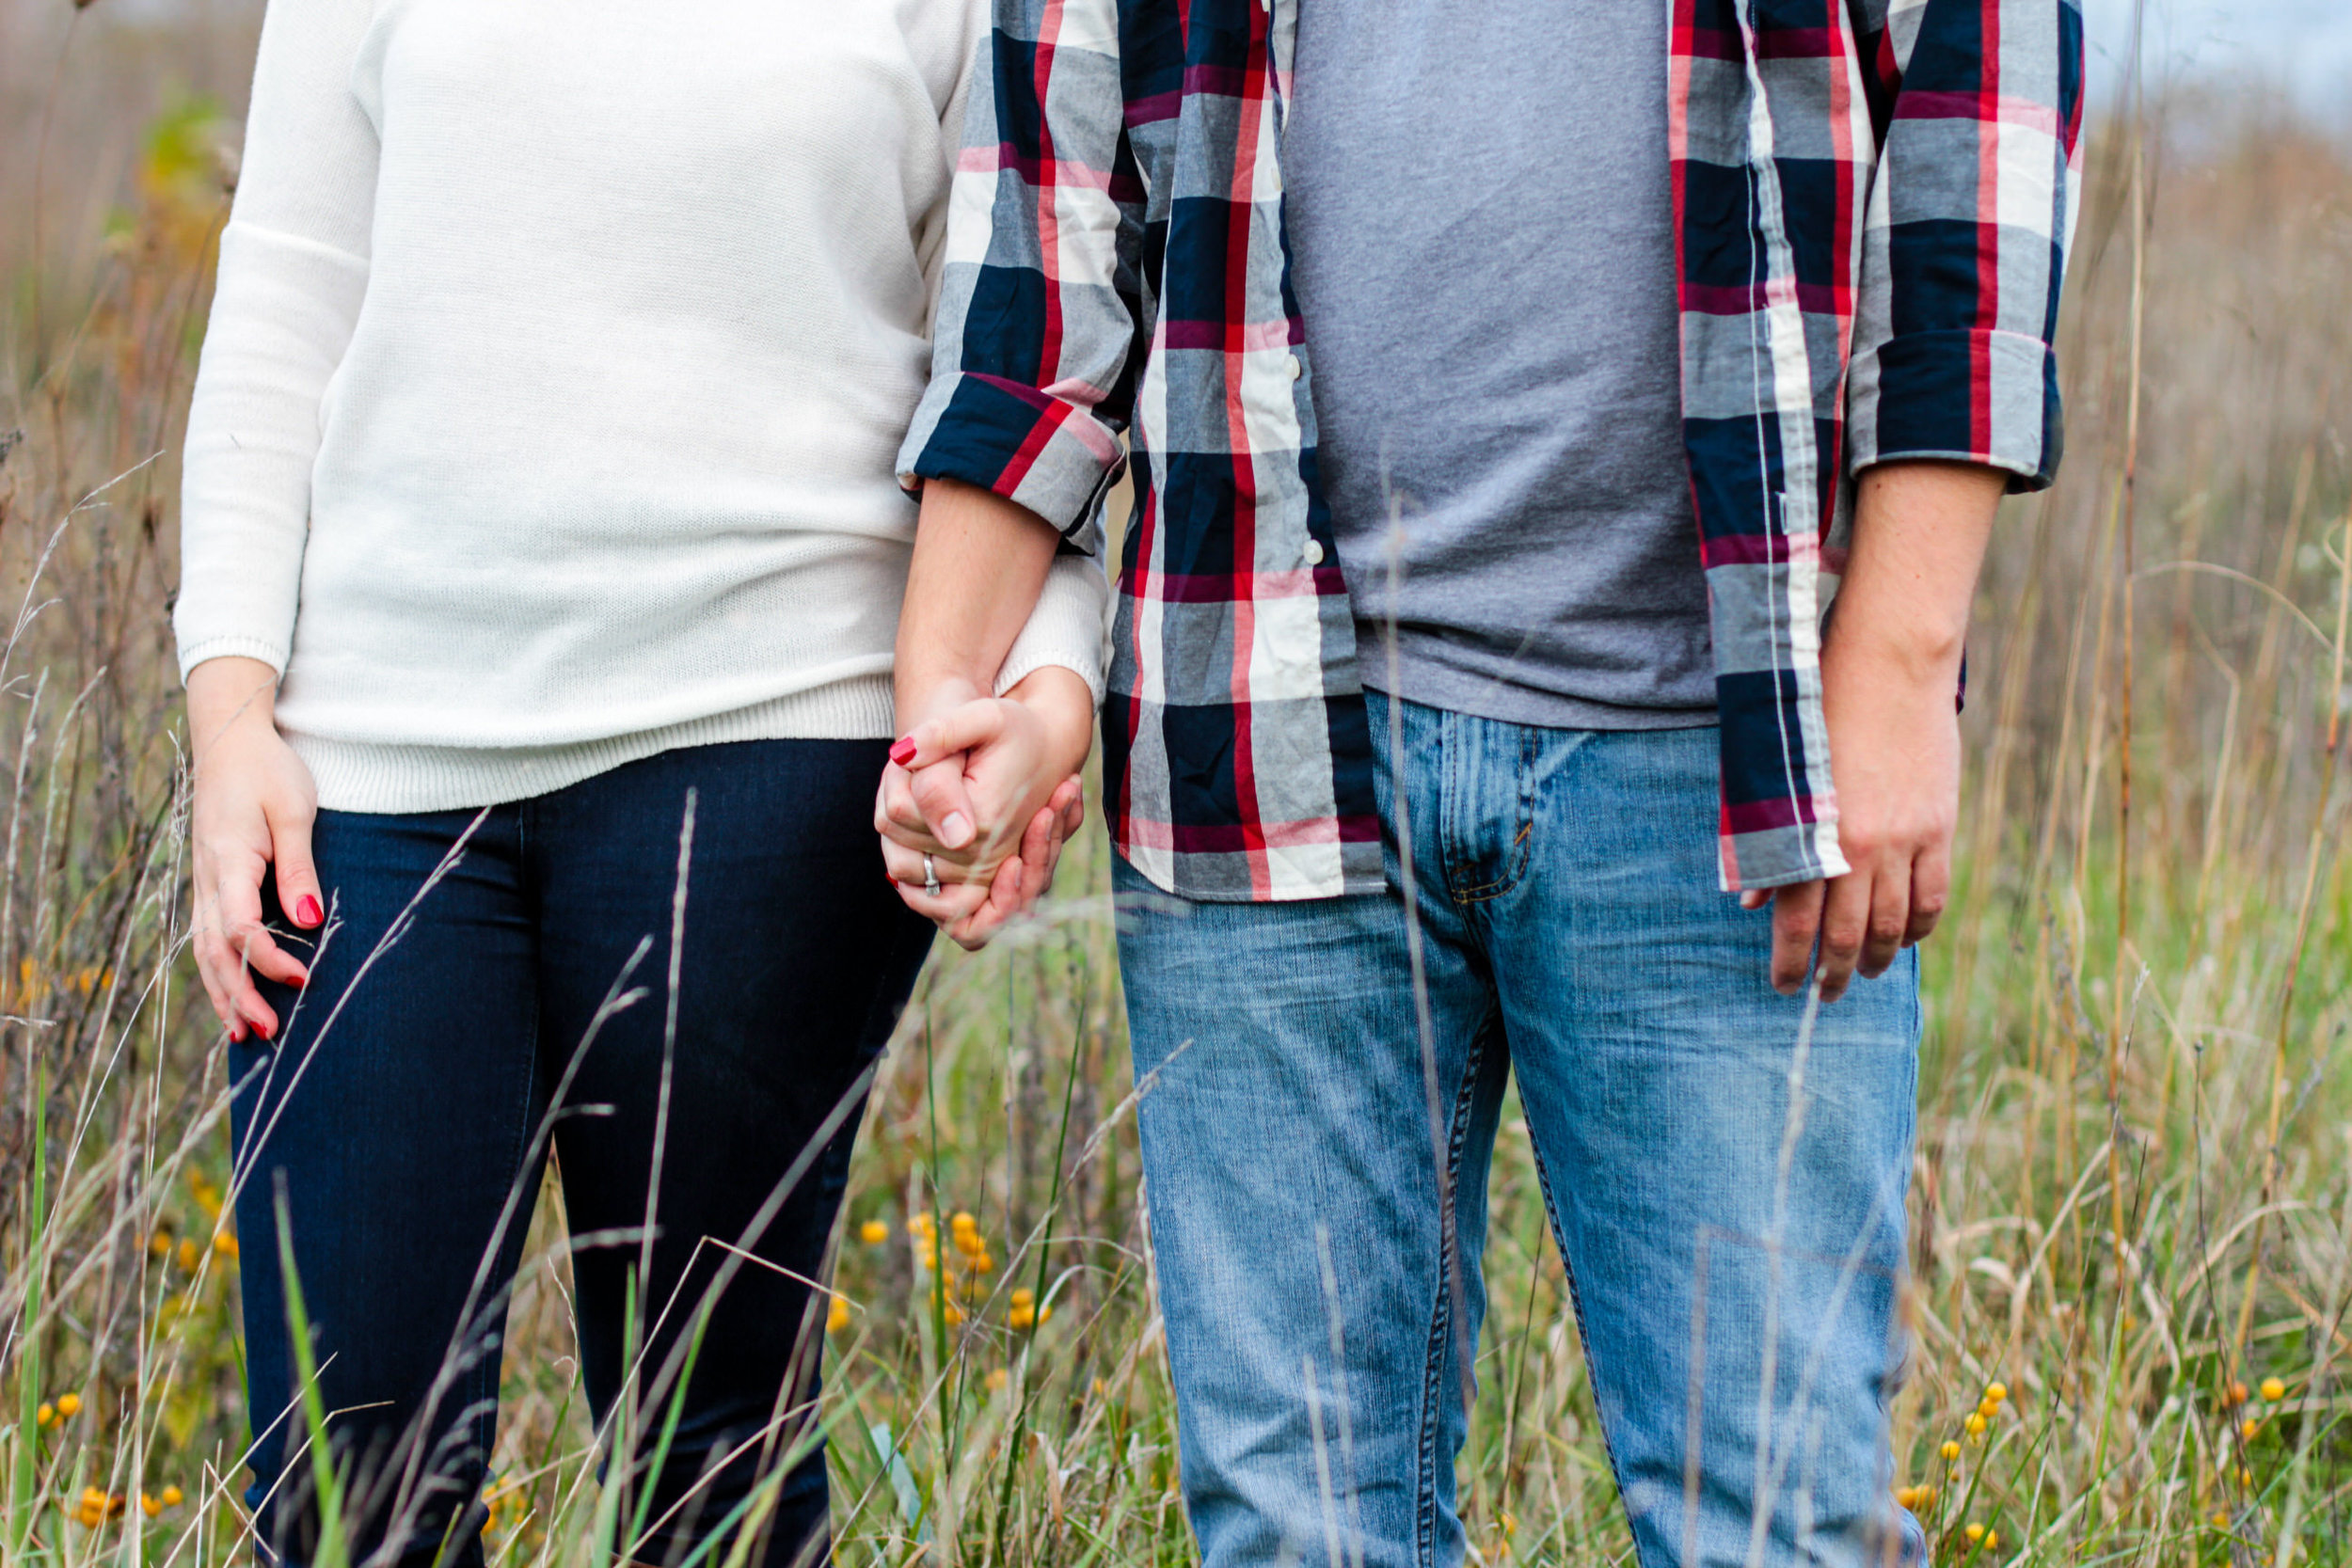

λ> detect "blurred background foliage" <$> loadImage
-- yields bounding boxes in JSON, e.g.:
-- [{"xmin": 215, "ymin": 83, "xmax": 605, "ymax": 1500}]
[{"xmin": 4, "ymin": 1, "xmax": 2352, "ymax": 1563}]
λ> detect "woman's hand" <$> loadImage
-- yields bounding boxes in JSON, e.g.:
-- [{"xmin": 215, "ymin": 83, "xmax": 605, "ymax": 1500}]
[
  {"xmin": 187, "ymin": 656, "xmax": 325, "ymax": 1040},
  {"xmin": 877, "ymin": 665, "xmax": 1094, "ymax": 949}
]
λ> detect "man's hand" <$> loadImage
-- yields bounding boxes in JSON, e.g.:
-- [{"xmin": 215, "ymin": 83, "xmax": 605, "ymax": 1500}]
[{"xmin": 1741, "ymin": 461, "xmax": 2006, "ymax": 1001}]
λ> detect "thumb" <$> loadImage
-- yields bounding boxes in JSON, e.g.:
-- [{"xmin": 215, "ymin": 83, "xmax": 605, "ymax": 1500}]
[
  {"xmin": 893, "ymin": 699, "xmax": 1011, "ymax": 771},
  {"xmin": 269, "ymin": 803, "xmax": 326, "ymax": 929},
  {"xmin": 907, "ymin": 757, "xmax": 979, "ymax": 851}
]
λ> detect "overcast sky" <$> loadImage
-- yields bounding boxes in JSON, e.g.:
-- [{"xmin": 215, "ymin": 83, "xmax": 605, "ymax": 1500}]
[{"xmin": 2079, "ymin": 0, "xmax": 2352, "ymax": 131}]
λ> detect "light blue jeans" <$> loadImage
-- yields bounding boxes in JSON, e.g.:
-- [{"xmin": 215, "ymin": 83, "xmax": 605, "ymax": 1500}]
[{"xmin": 1113, "ymin": 697, "xmax": 1922, "ymax": 1568}]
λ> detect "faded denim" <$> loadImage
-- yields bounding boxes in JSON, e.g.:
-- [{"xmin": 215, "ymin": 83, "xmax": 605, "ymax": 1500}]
[{"xmin": 1114, "ymin": 698, "xmax": 1923, "ymax": 1568}]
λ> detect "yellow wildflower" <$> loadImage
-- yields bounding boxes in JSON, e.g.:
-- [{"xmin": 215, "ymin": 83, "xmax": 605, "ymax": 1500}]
[
  {"xmin": 2259, "ymin": 1377, "xmax": 2286, "ymax": 1402},
  {"xmin": 859, "ymin": 1220, "xmax": 889, "ymax": 1244},
  {"xmin": 1963, "ymin": 1522, "xmax": 1985, "ymax": 1544},
  {"xmin": 2241, "ymin": 1418, "xmax": 2261, "ymax": 1441},
  {"xmin": 37, "ymin": 1402, "xmax": 54, "ymax": 1428},
  {"xmin": 1963, "ymin": 1412, "xmax": 1987, "ymax": 1439},
  {"xmin": 1939, "ymin": 1440, "xmax": 1961, "ymax": 1461},
  {"xmin": 826, "ymin": 1295, "xmax": 850, "ymax": 1333},
  {"xmin": 2228, "ymin": 1380, "xmax": 2250, "ymax": 1406},
  {"xmin": 161, "ymin": 1486, "xmax": 183, "ymax": 1508},
  {"xmin": 1983, "ymin": 1383, "xmax": 2007, "ymax": 1404},
  {"xmin": 176, "ymin": 1239, "xmax": 200, "ymax": 1273},
  {"xmin": 149, "ymin": 1229, "xmax": 171, "ymax": 1259},
  {"xmin": 56, "ymin": 1393, "xmax": 81, "ymax": 1418},
  {"xmin": 215, "ymin": 1231, "xmax": 240, "ymax": 1259},
  {"xmin": 141, "ymin": 1494, "xmax": 161, "ymax": 1519},
  {"xmin": 1011, "ymin": 1287, "xmax": 1035, "ymax": 1307}
]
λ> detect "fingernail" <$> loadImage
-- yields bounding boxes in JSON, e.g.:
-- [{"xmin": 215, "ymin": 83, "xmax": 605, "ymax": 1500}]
[
  {"xmin": 889, "ymin": 737, "xmax": 917, "ymax": 767},
  {"xmin": 295, "ymin": 895, "xmax": 323, "ymax": 927},
  {"xmin": 942, "ymin": 813, "xmax": 972, "ymax": 847},
  {"xmin": 229, "ymin": 1022, "xmax": 245, "ymax": 1043},
  {"xmin": 254, "ymin": 1019, "xmax": 274, "ymax": 1041}
]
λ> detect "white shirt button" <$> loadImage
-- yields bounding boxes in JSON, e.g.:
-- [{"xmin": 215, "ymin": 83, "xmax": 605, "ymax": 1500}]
[
  {"xmin": 1289, "ymin": 355, "xmax": 1303, "ymax": 381},
  {"xmin": 1303, "ymin": 539, "xmax": 1325, "ymax": 565}
]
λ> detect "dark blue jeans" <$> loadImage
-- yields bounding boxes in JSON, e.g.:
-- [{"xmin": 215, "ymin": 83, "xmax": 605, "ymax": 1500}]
[{"xmin": 231, "ymin": 740, "xmax": 933, "ymax": 1568}]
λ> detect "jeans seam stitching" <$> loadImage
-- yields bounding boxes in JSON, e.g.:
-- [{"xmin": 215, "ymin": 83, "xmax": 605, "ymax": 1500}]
[
  {"xmin": 1524, "ymin": 1140, "xmax": 1647, "ymax": 1560},
  {"xmin": 1418, "ymin": 1010, "xmax": 1498, "ymax": 1568},
  {"xmin": 1449, "ymin": 820, "xmax": 1532, "ymax": 904}
]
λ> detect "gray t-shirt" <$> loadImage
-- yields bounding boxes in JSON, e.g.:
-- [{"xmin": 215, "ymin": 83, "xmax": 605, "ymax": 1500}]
[{"xmin": 1283, "ymin": 0, "xmax": 1718, "ymax": 730}]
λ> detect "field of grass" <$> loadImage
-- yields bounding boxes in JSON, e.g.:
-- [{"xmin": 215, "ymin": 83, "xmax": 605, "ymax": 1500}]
[{"xmin": 5, "ymin": 7, "xmax": 2352, "ymax": 1564}]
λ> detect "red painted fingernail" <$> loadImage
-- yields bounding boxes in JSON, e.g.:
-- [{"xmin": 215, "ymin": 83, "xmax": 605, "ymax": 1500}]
[
  {"xmin": 254, "ymin": 1019, "xmax": 274, "ymax": 1041},
  {"xmin": 888, "ymin": 737, "xmax": 917, "ymax": 768},
  {"xmin": 295, "ymin": 895, "xmax": 323, "ymax": 927},
  {"xmin": 229, "ymin": 1022, "xmax": 245, "ymax": 1043}
]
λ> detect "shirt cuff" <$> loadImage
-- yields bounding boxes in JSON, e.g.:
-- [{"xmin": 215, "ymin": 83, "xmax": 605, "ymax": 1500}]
[
  {"xmin": 898, "ymin": 370, "xmax": 1127, "ymax": 546},
  {"xmin": 1846, "ymin": 327, "xmax": 2064, "ymax": 495},
  {"xmin": 175, "ymin": 634, "xmax": 291, "ymax": 687}
]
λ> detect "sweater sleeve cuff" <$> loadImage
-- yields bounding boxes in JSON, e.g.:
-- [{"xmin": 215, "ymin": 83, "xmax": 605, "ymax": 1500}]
[
  {"xmin": 1846, "ymin": 327, "xmax": 2064, "ymax": 495},
  {"xmin": 897, "ymin": 370, "xmax": 1127, "ymax": 547},
  {"xmin": 993, "ymin": 549, "xmax": 1111, "ymax": 705},
  {"xmin": 176, "ymin": 634, "xmax": 290, "ymax": 687}
]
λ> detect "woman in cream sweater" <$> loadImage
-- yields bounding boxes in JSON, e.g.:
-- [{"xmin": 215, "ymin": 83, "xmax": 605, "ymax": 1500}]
[{"xmin": 178, "ymin": 1, "xmax": 1100, "ymax": 1561}]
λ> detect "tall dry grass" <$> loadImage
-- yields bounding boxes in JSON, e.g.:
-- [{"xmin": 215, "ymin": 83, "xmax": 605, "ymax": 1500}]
[{"xmin": 3, "ymin": 5, "xmax": 2352, "ymax": 1563}]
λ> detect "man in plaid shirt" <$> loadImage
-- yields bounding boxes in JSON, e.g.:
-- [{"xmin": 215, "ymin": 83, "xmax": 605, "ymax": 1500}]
[{"xmin": 879, "ymin": 0, "xmax": 2081, "ymax": 1560}]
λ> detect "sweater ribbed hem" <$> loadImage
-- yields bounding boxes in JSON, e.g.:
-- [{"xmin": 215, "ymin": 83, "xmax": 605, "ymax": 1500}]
[{"xmin": 290, "ymin": 674, "xmax": 898, "ymax": 815}]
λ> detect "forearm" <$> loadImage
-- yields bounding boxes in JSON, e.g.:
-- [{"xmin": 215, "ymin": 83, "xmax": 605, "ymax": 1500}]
[
  {"xmin": 894, "ymin": 477, "xmax": 1066, "ymax": 726},
  {"xmin": 1827, "ymin": 461, "xmax": 2005, "ymax": 681}
]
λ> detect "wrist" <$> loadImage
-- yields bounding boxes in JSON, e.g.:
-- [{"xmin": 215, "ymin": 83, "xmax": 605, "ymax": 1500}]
[
  {"xmin": 1005, "ymin": 665, "xmax": 1096, "ymax": 777},
  {"xmin": 1823, "ymin": 601, "xmax": 1965, "ymax": 688},
  {"xmin": 187, "ymin": 656, "xmax": 283, "ymax": 763},
  {"xmin": 895, "ymin": 673, "xmax": 984, "ymax": 736}
]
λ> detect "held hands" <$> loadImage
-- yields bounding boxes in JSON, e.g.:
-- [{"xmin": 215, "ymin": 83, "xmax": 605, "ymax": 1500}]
[
  {"xmin": 877, "ymin": 665, "xmax": 1095, "ymax": 950},
  {"xmin": 185, "ymin": 656, "xmax": 325, "ymax": 1042}
]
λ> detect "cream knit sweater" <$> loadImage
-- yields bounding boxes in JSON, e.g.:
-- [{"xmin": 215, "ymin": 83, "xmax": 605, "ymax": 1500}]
[{"xmin": 175, "ymin": 0, "xmax": 1108, "ymax": 812}]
